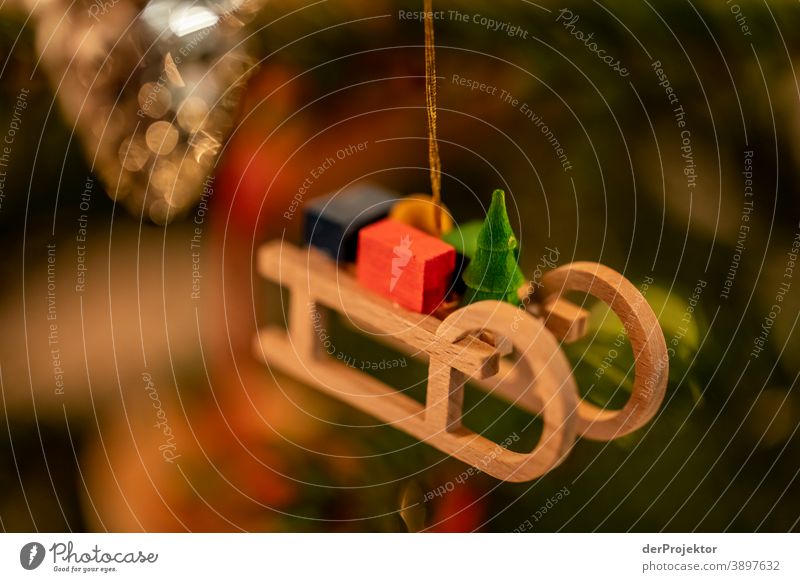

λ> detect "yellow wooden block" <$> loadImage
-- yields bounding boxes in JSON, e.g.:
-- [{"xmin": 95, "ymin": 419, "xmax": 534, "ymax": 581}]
[{"xmin": 389, "ymin": 193, "xmax": 454, "ymax": 236}]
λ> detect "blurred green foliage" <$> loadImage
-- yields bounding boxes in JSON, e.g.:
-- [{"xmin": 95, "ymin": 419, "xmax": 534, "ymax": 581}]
[{"xmin": 1, "ymin": 0, "xmax": 798, "ymax": 532}]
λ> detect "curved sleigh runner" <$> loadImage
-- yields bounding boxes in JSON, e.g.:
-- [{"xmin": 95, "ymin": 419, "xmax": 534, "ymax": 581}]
[{"xmin": 253, "ymin": 240, "xmax": 669, "ymax": 482}]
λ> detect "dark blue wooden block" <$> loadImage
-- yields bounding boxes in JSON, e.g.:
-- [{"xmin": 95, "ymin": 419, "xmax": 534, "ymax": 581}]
[{"xmin": 303, "ymin": 183, "xmax": 398, "ymax": 263}]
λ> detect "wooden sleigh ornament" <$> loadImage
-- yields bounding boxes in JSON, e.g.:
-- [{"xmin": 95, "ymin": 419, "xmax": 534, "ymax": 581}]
[{"xmin": 253, "ymin": 189, "xmax": 669, "ymax": 483}]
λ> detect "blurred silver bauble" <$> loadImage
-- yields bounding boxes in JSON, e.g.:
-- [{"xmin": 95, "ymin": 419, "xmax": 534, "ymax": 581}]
[{"xmin": 34, "ymin": 0, "xmax": 262, "ymax": 223}]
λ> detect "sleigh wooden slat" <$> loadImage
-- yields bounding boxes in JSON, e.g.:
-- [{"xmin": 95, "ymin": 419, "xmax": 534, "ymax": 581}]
[{"xmin": 253, "ymin": 240, "xmax": 668, "ymax": 481}]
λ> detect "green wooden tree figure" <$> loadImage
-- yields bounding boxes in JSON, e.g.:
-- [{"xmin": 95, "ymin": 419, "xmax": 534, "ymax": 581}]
[{"xmin": 462, "ymin": 189, "xmax": 526, "ymax": 305}]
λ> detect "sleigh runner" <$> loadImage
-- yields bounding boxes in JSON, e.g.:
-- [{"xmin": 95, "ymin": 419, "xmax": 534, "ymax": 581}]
[{"xmin": 253, "ymin": 240, "xmax": 668, "ymax": 482}]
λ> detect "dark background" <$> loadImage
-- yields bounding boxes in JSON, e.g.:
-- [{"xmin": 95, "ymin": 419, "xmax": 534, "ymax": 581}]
[{"xmin": 0, "ymin": 0, "xmax": 798, "ymax": 532}]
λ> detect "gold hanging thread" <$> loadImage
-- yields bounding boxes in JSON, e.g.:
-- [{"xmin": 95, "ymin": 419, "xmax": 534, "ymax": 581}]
[{"xmin": 424, "ymin": 0, "xmax": 443, "ymax": 237}]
